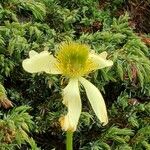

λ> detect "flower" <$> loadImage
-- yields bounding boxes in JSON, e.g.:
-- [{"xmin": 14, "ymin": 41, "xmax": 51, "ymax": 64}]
[{"xmin": 22, "ymin": 42, "xmax": 113, "ymax": 132}]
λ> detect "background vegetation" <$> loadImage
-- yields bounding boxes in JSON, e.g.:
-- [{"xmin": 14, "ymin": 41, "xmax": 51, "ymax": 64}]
[{"xmin": 0, "ymin": 0, "xmax": 150, "ymax": 149}]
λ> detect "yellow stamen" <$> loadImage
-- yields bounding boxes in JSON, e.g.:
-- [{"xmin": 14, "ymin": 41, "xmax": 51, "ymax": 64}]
[{"xmin": 56, "ymin": 42, "xmax": 96, "ymax": 78}]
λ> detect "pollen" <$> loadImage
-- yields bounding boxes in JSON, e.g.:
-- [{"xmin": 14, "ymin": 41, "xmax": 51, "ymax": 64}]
[{"xmin": 56, "ymin": 42, "xmax": 95, "ymax": 78}]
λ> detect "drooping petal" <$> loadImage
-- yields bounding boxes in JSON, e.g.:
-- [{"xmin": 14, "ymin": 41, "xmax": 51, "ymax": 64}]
[
  {"xmin": 22, "ymin": 50, "xmax": 61, "ymax": 74},
  {"xmin": 79, "ymin": 77, "xmax": 108, "ymax": 125},
  {"xmin": 59, "ymin": 79, "xmax": 81, "ymax": 131},
  {"xmin": 89, "ymin": 51, "xmax": 113, "ymax": 70}
]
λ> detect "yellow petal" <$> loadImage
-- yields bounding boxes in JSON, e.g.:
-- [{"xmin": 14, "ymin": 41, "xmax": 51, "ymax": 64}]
[
  {"xmin": 99, "ymin": 51, "xmax": 108, "ymax": 58},
  {"xmin": 89, "ymin": 51, "xmax": 113, "ymax": 70},
  {"xmin": 29, "ymin": 50, "xmax": 38, "ymax": 58},
  {"xmin": 59, "ymin": 79, "xmax": 81, "ymax": 131},
  {"xmin": 79, "ymin": 77, "xmax": 108, "ymax": 125},
  {"xmin": 22, "ymin": 51, "xmax": 61, "ymax": 74}
]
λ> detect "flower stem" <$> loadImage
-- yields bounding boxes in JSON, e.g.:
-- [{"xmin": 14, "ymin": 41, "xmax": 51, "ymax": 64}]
[{"xmin": 66, "ymin": 131, "xmax": 73, "ymax": 150}]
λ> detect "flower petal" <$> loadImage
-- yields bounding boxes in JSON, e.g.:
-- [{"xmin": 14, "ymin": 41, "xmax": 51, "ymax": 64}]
[
  {"xmin": 22, "ymin": 50, "xmax": 61, "ymax": 74},
  {"xmin": 29, "ymin": 50, "xmax": 38, "ymax": 58},
  {"xmin": 89, "ymin": 51, "xmax": 113, "ymax": 70},
  {"xmin": 59, "ymin": 79, "xmax": 81, "ymax": 131},
  {"xmin": 79, "ymin": 77, "xmax": 108, "ymax": 125}
]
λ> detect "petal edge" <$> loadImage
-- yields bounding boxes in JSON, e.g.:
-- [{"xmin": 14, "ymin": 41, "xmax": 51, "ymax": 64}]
[
  {"xmin": 79, "ymin": 77, "xmax": 108, "ymax": 125},
  {"xmin": 59, "ymin": 79, "xmax": 81, "ymax": 131},
  {"xmin": 89, "ymin": 51, "xmax": 113, "ymax": 70},
  {"xmin": 22, "ymin": 51, "xmax": 61, "ymax": 74}
]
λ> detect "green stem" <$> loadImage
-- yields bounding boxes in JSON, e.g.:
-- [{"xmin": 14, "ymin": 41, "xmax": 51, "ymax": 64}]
[{"xmin": 66, "ymin": 131, "xmax": 73, "ymax": 150}]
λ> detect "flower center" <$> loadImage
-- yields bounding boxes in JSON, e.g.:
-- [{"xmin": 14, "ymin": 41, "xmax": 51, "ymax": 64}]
[{"xmin": 56, "ymin": 42, "xmax": 94, "ymax": 78}]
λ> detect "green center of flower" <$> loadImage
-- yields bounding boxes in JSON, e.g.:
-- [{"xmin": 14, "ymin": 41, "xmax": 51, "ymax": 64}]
[{"xmin": 56, "ymin": 42, "xmax": 94, "ymax": 78}]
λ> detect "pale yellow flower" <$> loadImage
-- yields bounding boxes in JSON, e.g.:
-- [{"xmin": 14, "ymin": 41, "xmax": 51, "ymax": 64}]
[{"xmin": 22, "ymin": 42, "xmax": 113, "ymax": 132}]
